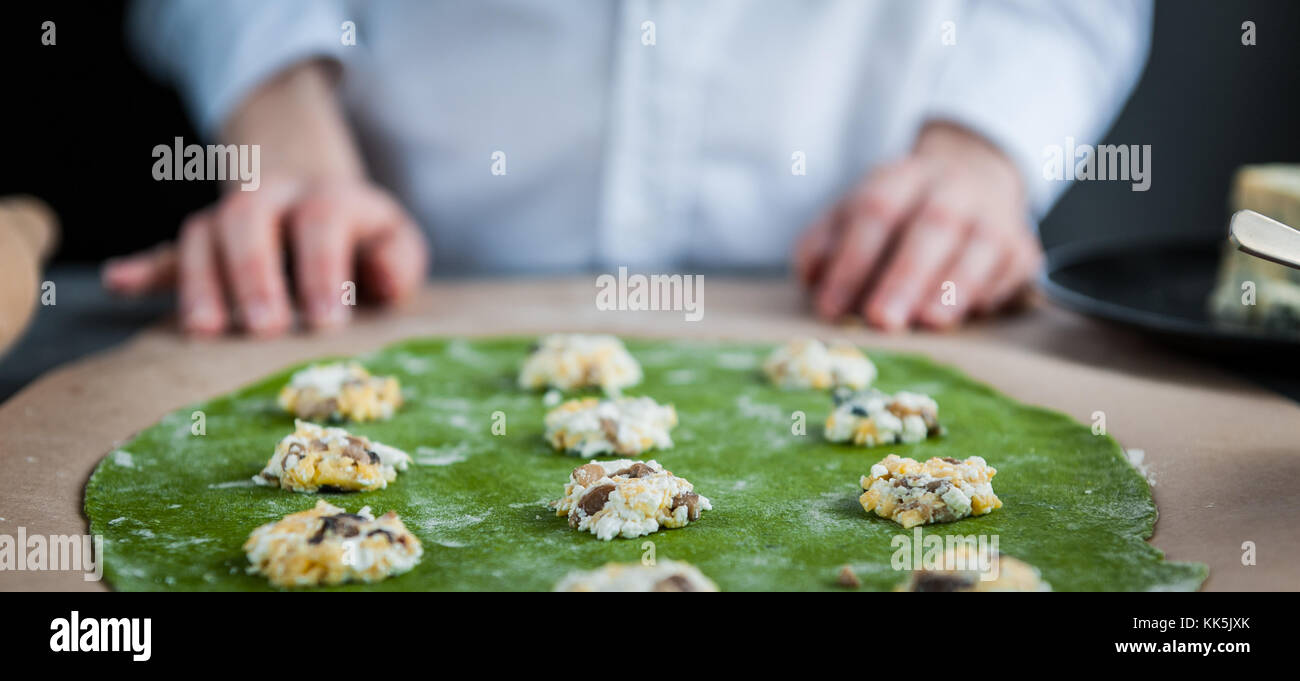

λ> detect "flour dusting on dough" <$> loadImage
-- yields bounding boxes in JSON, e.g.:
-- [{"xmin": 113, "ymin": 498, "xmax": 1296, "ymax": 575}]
[
  {"xmin": 1125, "ymin": 449, "xmax": 1156, "ymax": 487},
  {"xmin": 423, "ymin": 510, "xmax": 490, "ymax": 533},
  {"xmin": 396, "ymin": 355, "xmax": 432, "ymax": 374},
  {"xmin": 447, "ymin": 338, "xmax": 494, "ymax": 368},
  {"xmin": 209, "ymin": 480, "xmax": 257, "ymax": 489},
  {"xmin": 734, "ymin": 394, "xmax": 785, "ymax": 423},
  {"xmin": 415, "ymin": 444, "xmax": 469, "ymax": 466},
  {"xmin": 715, "ymin": 352, "xmax": 758, "ymax": 370},
  {"xmin": 664, "ymin": 369, "xmax": 697, "ymax": 384}
]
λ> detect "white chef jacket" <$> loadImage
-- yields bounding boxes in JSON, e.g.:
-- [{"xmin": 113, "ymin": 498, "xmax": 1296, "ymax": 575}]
[{"xmin": 131, "ymin": 0, "xmax": 1152, "ymax": 274}]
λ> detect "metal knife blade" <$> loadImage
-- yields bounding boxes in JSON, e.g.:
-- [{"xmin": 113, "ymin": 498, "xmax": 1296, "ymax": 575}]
[{"xmin": 1230, "ymin": 209, "xmax": 1300, "ymax": 270}]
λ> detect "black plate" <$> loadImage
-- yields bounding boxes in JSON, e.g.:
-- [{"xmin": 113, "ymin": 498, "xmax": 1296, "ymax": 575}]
[{"xmin": 1040, "ymin": 235, "xmax": 1300, "ymax": 356}]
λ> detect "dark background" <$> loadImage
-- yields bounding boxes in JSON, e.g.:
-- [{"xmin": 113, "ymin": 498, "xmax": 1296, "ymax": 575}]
[
  {"xmin": 1, "ymin": 2, "xmax": 211, "ymax": 262},
  {"xmin": 1049, "ymin": 0, "xmax": 1300, "ymax": 247},
  {"xmin": 1, "ymin": 1, "xmax": 1298, "ymax": 261},
  {"xmin": 0, "ymin": 0, "xmax": 1298, "ymax": 400}
]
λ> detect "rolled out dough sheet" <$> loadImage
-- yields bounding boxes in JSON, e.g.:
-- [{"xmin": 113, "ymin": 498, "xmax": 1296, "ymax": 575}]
[{"xmin": 0, "ymin": 278, "xmax": 1294, "ymax": 590}]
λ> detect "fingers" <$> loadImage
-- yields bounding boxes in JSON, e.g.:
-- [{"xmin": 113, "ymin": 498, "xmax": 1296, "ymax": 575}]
[
  {"xmin": 176, "ymin": 212, "xmax": 229, "ymax": 336},
  {"xmin": 212, "ymin": 192, "xmax": 293, "ymax": 336},
  {"xmin": 916, "ymin": 227, "xmax": 1002, "ymax": 330},
  {"xmin": 813, "ymin": 161, "xmax": 927, "ymax": 320},
  {"xmin": 125, "ymin": 180, "xmax": 423, "ymax": 339},
  {"xmin": 863, "ymin": 194, "xmax": 967, "ymax": 331},
  {"xmin": 102, "ymin": 244, "xmax": 177, "ymax": 295},
  {"xmin": 975, "ymin": 237, "xmax": 1042, "ymax": 314},
  {"xmin": 358, "ymin": 224, "xmax": 428, "ymax": 303},
  {"xmin": 793, "ymin": 206, "xmax": 840, "ymax": 288},
  {"xmin": 353, "ymin": 193, "xmax": 428, "ymax": 302},
  {"xmin": 288, "ymin": 187, "xmax": 427, "ymax": 327},
  {"xmin": 288, "ymin": 197, "xmax": 354, "ymax": 329}
]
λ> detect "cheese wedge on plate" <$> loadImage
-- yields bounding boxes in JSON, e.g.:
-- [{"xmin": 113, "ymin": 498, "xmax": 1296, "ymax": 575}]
[{"xmin": 1209, "ymin": 165, "xmax": 1300, "ymax": 328}]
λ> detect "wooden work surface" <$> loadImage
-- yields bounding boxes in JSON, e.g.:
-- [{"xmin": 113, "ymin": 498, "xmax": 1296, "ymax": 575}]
[{"xmin": 0, "ymin": 277, "xmax": 1295, "ymax": 591}]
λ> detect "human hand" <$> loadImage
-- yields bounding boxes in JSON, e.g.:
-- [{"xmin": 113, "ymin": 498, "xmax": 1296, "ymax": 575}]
[
  {"xmin": 102, "ymin": 177, "xmax": 428, "ymax": 337},
  {"xmin": 795, "ymin": 122, "xmax": 1042, "ymax": 331},
  {"xmin": 102, "ymin": 60, "xmax": 427, "ymax": 337}
]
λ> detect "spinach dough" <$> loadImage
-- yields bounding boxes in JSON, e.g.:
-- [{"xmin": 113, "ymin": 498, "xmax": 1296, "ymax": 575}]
[{"xmin": 83, "ymin": 337, "xmax": 1207, "ymax": 591}]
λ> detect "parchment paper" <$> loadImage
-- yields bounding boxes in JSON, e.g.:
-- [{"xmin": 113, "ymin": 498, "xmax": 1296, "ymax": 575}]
[{"xmin": 0, "ymin": 278, "xmax": 1294, "ymax": 591}]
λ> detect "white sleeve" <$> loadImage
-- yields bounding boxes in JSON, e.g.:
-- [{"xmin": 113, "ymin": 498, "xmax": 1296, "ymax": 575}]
[
  {"xmin": 128, "ymin": 0, "xmax": 349, "ymax": 138},
  {"xmin": 924, "ymin": 0, "xmax": 1154, "ymax": 218}
]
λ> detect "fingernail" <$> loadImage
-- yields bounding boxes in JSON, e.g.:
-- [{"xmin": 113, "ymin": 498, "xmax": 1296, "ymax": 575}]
[
  {"xmin": 310, "ymin": 300, "xmax": 349, "ymax": 328},
  {"xmin": 186, "ymin": 304, "xmax": 218, "ymax": 330},
  {"xmin": 245, "ymin": 302, "xmax": 272, "ymax": 330},
  {"xmin": 103, "ymin": 262, "xmax": 138, "ymax": 287},
  {"xmin": 926, "ymin": 306, "xmax": 956, "ymax": 329},
  {"xmin": 819, "ymin": 291, "xmax": 843, "ymax": 317},
  {"xmin": 929, "ymin": 298, "xmax": 955, "ymax": 319},
  {"xmin": 328, "ymin": 303, "xmax": 350, "ymax": 325},
  {"xmin": 880, "ymin": 300, "xmax": 908, "ymax": 330}
]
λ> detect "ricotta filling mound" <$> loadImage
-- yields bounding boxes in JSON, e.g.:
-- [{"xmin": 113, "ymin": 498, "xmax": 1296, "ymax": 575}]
[
  {"xmin": 277, "ymin": 362, "xmax": 403, "ymax": 422},
  {"xmin": 824, "ymin": 388, "xmax": 943, "ymax": 447},
  {"xmin": 544, "ymin": 396, "xmax": 677, "ymax": 457},
  {"xmin": 519, "ymin": 334, "xmax": 642, "ymax": 394},
  {"xmin": 859, "ymin": 454, "xmax": 1002, "ymax": 529},
  {"xmin": 554, "ymin": 559, "xmax": 719, "ymax": 592},
  {"xmin": 762, "ymin": 338, "xmax": 877, "ymax": 390},
  {"xmin": 243, "ymin": 500, "xmax": 423, "ymax": 587},
  {"xmin": 254, "ymin": 420, "xmax": 411, "ymax": 493},
  {"xmin": 553, "ymin": 459, "xmax": 711, "ymax": 541},
  {"xmin": 896, "ymin": 541, "xmax": 1050, "ymax": 592}
]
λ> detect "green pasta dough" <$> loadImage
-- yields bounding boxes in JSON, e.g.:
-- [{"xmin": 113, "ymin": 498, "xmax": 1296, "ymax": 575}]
[{"xmin": 84, "ymin": 337, "xmax": 1207, "ymax": 591}]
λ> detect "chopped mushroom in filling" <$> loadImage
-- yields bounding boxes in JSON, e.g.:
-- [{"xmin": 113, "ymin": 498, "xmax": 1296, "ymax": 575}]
[
  {"xmin": 518, "ymin": 334, "xmax": 643, "ymax": 395},
  {"xmin": 277, "ymin": 362, "xmax": 403, "ymax": 422},
  {"xmin": 825, "ymin": 388, "xmax": 943, "ymax": 447},
  {"xmin": 544, "ymin": 396, "xmax": 677, "ymax": 457},
  {"xmin": 553, "ymin": 459, "xmax": 711, "ymax": 540},
  {"xmin": 762, "ymin": 338, "xmax": 877, "ymax": 390},
  {"xmin": 254, "ymin": 420, "xmax": 411, "ymax": 493},
  {"xmin": 859, "ymin": 454, "xmax": 1001, "ymax": 528},
  {"xmin": 243, "ymin": 500, "xmax": 422, "ymax": 587}
]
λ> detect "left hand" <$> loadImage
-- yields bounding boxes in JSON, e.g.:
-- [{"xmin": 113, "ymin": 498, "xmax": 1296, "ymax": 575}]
[{"xmin": 794, "ymin": 121, "xmax": 1042, "ymax": 331}]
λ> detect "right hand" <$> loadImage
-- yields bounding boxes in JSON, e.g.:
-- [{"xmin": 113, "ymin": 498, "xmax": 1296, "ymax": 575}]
[
  {"xmin": 794, "ymin": 122, "xmax": 1041, "ymax": 330},
  {"xmin": 102, "ymin": 176, "xmax": 428, "ymax": 337}
]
